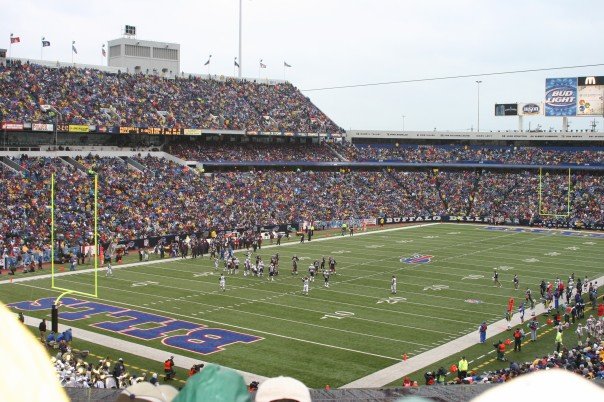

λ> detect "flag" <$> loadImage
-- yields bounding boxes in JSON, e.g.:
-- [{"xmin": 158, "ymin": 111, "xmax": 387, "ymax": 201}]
[
  {"xmin": 284, "ymin": 61, "xmax": 292, "ymax": 68},
  {"xmin": 10, "ymin": 34, "xmax": 20, "ymax": 44},
  {"xmin": 234, "ymin": 57, "xmax": 239, "ymax": 67},
  {"xmin": 204, "ymin": 55, "xmax": 212, "ymax": 66},
  {"xmin": 260, "ymin": 59, "xmax": 266, "ymax": 68},
  {"xmin": 102, "ymin": 45, "xmax": 106, "ymax": 57},
  {"xmin": 72, "ymin": 41, "xmax": 77, "ymax": 54},
  {"xmin": 42, "ymin": 37, "xmax": 51, "ymax": 47}
]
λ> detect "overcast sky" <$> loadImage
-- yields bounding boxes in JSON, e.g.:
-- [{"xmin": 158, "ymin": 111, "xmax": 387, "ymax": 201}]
[{"xmin": 3, "ymin": 0, "xmax": 604, "ymax": 132}]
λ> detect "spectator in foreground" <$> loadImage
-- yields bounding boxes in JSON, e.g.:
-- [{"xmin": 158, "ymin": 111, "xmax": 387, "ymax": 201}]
[
  {"xmin": 0, "ymin": 302, "xmax": 68, "ymax": 401},
  {"xmin": 116, "ymin": 382, "xmax": 178, "ymax": 402},
  {"xmin": 255, "ymin": 376, "xmax": 311, "ymax": 402},
  {"xmin": 470, "ymin": 369, "xmax": 604, "ymax": 401},
  {"xmin": 173, "ymin": 363, "xmax": 250, "ymax": 402}
]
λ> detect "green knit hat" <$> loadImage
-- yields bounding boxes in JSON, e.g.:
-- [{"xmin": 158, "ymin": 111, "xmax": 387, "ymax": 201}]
[{"xmin": 173, "ymin": 364, "xmax": 251, "ymax": 402}]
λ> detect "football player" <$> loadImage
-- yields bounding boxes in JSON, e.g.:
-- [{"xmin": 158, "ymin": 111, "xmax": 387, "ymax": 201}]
[
  {"xmin": 308, "ymin": 264, "xmax": 316, "ymax": 282},
  {"xmin": 493, "ymin": 269, "xmax": 501, "ymax": 287},
  {"xmin": 302, "ymin": 276, "xmax": 309, "ymax": 295},
  {"xmin": 219, "ymin": 274, "xmax": 226, "ymax": 292}
]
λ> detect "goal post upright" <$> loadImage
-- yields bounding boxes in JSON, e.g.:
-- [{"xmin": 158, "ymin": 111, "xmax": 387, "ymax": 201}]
[
  {"xmin": 94, "ymin": 172, "xmax": 98, "ymax": 297},
  {"xmin": 51, "ymin": 171, "xmax": 99, "ymax": 333},
  {"xmin": 538, "ymin": 167, "xmax": 572, "ymax": 218},
  {"xmin": 51, "ymin": 173, "xmax": 55, "ymax": 288}
]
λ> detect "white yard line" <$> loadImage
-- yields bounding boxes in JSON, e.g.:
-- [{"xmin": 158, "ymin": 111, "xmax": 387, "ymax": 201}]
[
  {"xmin": 341, "ymin": 274, "xmax": 604, "ymax": 388},
  {"xmin": 0, "ymin": 223, "xmax": 439, "ymax": 286}
]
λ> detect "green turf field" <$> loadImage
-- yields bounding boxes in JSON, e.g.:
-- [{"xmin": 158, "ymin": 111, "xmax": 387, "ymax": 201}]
[{"xmin": 2, "ymin": 223, "xmax": 603, "ymax": 388}]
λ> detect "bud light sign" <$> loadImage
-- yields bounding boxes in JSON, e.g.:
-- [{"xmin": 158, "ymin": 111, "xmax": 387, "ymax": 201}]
[{"xmin": 545, "ymin": 78, "xmax": 577, "ymax": 116}]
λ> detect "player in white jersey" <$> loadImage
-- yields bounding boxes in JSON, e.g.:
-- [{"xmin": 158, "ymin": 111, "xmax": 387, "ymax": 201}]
[
  {"xmin": 302, "ymin": 276, "xmax": 309, "ymax": 295},
  {"xmin": 213, "ymin": 257, "xmax": 219, "ymax": 270},
  {"xmin": 391, "ymin": 275, "xmax": 397, "ymax": 294},
  {"xmin": 104, "ymin": 253, "xmax": 113, "ymax": 277},
  {"xmin": 268, "ymin": 263, "xmax": 275, "ymax": 281},
  {"xmin": 233, "ymin": 257, "xmax": 239, "ymax": 274},
  {"xmin": 308, "ymin": 264, "xmax": 316, "ymax": 282},
  {"xmin": 219, "ymin": 274, "xmax": 226, "ymax": 292},
  {"xmin": 244, "ymin": 257, "xmax": 251, "ymax": 276},
  {"xmin": 323, "ymin": 269, "xmax": 330, "ymax": 288},
  {"xmin": 258, "ymin": 261, "xmax": 264, "ymax": 276}
]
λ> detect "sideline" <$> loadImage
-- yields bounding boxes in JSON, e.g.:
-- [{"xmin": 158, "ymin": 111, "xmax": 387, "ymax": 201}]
[
  {"xmin": 342, "ymin": 273, "xmax": 604, "ymax": 388},
  {"xmin": 22, "ymin": 315, "xmax": 267, "ymax": 385},
  {"xmin": 0, "ymin": 222, "xmax": 439, "ymax": 285}
]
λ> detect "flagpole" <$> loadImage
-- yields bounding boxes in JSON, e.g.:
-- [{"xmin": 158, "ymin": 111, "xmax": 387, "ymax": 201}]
[
  {"xmin": 9, "ymin": 34, "xmax": 12, "ymax": 59},
  {"xmin": 238, "ymin": 0, "xmax": 242, "ymax": 78},
  {"xmin": 41, "ymin": 37, "xmax": 43, "ymax": 60}
]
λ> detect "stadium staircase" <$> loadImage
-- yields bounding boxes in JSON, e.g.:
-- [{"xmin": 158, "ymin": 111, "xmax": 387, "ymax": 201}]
[
  {"xmin": 383, "ymin": 168, "xmax": 411, "ymax": 196},
  {"xmin": 121, "ymin": 156, "xmax": 145, "ymax": 172},
  {"xmin": 60, "ymin": 156, "xmax": 88, "ymax": 175},
  {"xmin": 0, "ymin": 156, "xmax": 27, "ymax": 174},
  {"xmin": 324, "ymin": 142, "xmax": 349, "ymax": 161},
  {"xmin": 466, "ymin": 169, "xmax": 483, "ymax": 215}
]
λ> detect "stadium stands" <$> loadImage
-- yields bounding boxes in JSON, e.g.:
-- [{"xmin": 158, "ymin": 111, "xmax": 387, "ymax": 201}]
[
  {"xmin": 1, "ymin": 153, "xmax": 603, "ymax": 271},
  {"xmin": 344, "ymin": 144, "xmax": 604, "ymax": 165},
  {"xmin": 168, "ymin": 141, "xmax": 341, "ymax": 162},
  {"xmin": 0, "ymin": 61, "xmax": 342, "ymax": 133}
]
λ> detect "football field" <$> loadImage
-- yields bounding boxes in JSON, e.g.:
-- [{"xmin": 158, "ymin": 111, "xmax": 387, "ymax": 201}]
[{"xmin": 2, "ymin": 223, "xmax": 603, "ymax": 388}]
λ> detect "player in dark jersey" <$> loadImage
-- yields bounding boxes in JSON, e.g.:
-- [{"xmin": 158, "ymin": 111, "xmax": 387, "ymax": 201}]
[
  {"xmin": 308, "ymin": 264, "xmax": 316, "ymax": 282},
  {"xmin": 329, "ymin": 257, "xmax": 337, "ymax": 275},
  {"xmin": 493, "ymin": 269, "xmax": 501, "ymax": 287},
  {"xmin": 291, "ymin": 255, "xmax": 299, "ymax": 275}
]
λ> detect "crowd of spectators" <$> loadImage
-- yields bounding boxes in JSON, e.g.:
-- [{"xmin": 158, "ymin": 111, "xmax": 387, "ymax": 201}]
[
  {"xmin": 421, "ymin": 317, "xmax": 604, "ymax": 386},
  {"xmin": 342, "ymin": 143, "xmax": 604, "ymax": 165},
  {"xmin": 0, "ymin": 61, "xmax": 341, "ymax": 133},
  {"xmin": 1, "ymin": 154, "xmax": 604, "ymax": 271},
  {"xmin": 169, "ymin": 141, "xmax": 341, "ymax": 162}
]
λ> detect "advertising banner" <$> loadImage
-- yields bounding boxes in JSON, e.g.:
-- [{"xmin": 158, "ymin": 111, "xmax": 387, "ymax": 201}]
[
  {"xmin": 1, "ymin": 122, "xmax": 24, "ymax": 130},
  {"xmin": 376, "ymin": 215, "xmax": 604, "ymax": 232},
  {"xmin": 183, "ymin": 128, "xmax": 202, "ymax": 135},
  {"xmin": 68, "ymin": 124, "xmax": 90, "ymax": 133},
  {"xmin": 494, "ymin": 104, "xmax": 518, "ymax": 116},
  {"xmin": 32, "ymin": 123, "xmax": 54, "ymax": 132},
  {"xmin": 577, "ymin": 76, "xmax": 604, "ymax": 116},
  {"xmin": 545, "ymin": 77, "xmax": 577, "ymax": 116},
  {"xmin": 517, "ymin": 102, "xmax": 543, "ymax": 116}
]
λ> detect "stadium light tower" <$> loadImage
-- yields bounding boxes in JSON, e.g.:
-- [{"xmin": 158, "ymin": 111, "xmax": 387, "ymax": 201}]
[
  {"xmin": 238, "ymin": 0, "xmax": 243, "ymax": 78},
  {"xmin": 476, "ymin": 80, "xmax": 482, "ymax": 132}
]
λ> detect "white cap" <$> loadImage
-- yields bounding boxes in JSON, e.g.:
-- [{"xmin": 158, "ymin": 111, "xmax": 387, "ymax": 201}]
[{"xmin": 255, "ymin": 376, "xmax": 311, "ymax": 402}]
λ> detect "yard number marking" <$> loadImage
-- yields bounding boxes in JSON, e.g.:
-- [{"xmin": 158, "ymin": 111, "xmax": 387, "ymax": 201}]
[
  {"xmin": 193, "ymin": 272, "xmax": 214, "ymax": 277},
  {"xmin": 131, "ymin": 281, "xmax": 159, "ymax": 287},
  {"xmin": 462, "ymin": 274, "xmax": 484, "ymax": 280},
  {"xmin": 423, "ymin": 285, "xmax": 449, "ymax": 291},
  {"xmin": 321, "ymin": 311, "xmax": 355, "ymax": 320},
  {"xmin": 377, "ymin": 297, "xmax": 407, "ymax": 304}
]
